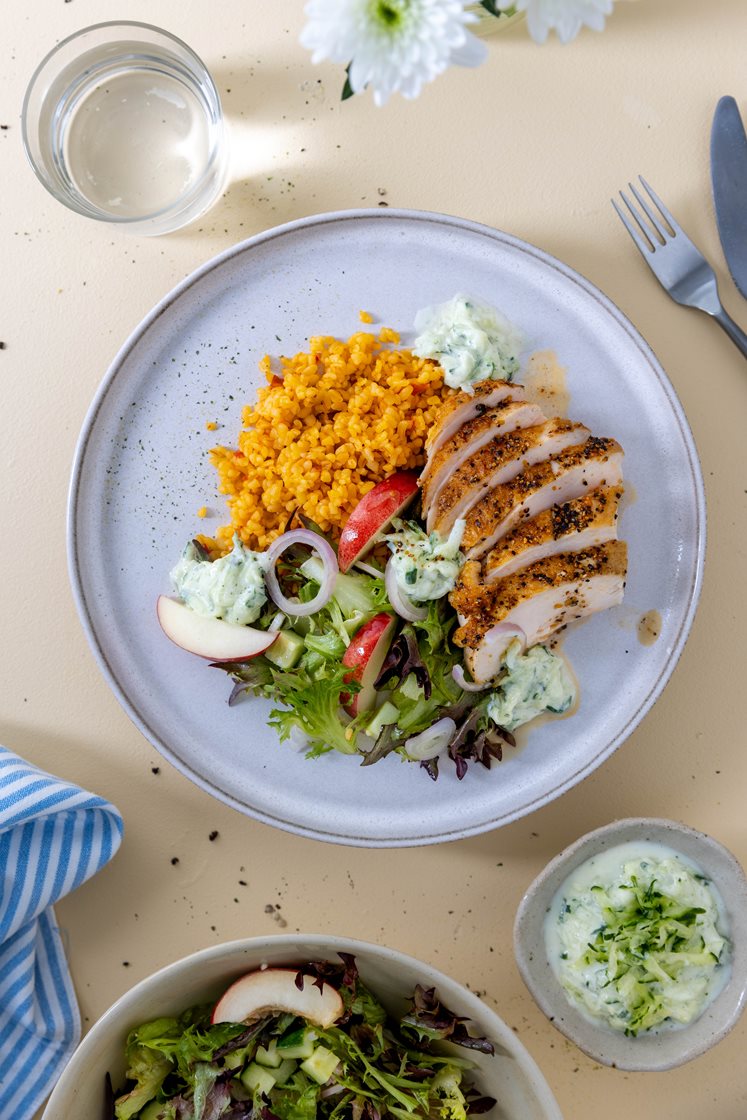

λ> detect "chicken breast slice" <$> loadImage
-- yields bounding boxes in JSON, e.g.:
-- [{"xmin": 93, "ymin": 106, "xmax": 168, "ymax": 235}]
[
  {"xmin": 420, "ymin": 399, "xmax": 547, "ymax": 513},
  {"xmin": 424, "ymin": 379, "xmax": 526, "ymax": 461},
  {"xmin": 450, "ymin": 541, "xmax": 628, "ymax": 683},
  {"xmin": 426, "ymin": 418, "xmax": 590, "ymax": 535},
  {"xmin": 483, "ymin": 485, "xmax": 623, "ymax": 582},
  {"xmin": 461, "ymin": 436, "xmax": 624, "ymax": 561}
]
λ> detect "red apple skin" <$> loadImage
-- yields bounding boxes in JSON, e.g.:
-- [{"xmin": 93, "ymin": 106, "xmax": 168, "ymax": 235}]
[
  {"xmin": 338, "ymin": 472, "xmax": 419, "ymax": 572},
  {"xmin": 341, "ymin": 612, "xmax": 397, "ymax": 716}
]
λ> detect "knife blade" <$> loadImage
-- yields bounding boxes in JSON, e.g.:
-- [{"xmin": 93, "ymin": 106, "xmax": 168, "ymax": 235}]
[{"xmin": 711, "ymin": 95, "xmax": 747, "ymax": 299}]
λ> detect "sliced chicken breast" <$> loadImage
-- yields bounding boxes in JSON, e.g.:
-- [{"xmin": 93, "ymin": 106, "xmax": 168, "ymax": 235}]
[
  {"xmin": 483, "ymin": 485, "xmax": 623, "ymax": 582},
  {"xmin": 419, "ymin": 399, "xmax": 547, "ymax": 512},
  {"xmin": 461, "ymin": 436, "xmax": 624, "ymax": 561},
  {"xmin": 426, "ymin": 418, "xmax": 590, "ymax": 535},
  {"xmin": 450, "ymin": 541, "xmax": 628, "ymax": 683},
  {"xmin": 424, "ymin": 379, "xmax": 526, "ymax": 461}
]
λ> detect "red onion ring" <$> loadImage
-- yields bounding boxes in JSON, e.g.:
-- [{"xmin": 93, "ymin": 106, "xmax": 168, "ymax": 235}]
[
  {"xmin": 353, "ymin": 559, "xmax": 385, "ymax": 579},
  {"xmin": 385, "ymin": 557, "xmax": 428, "ymax": 622},
  {"xmin": 404, "ymin": 717, "xmax": 456, "ymax": 761},
  {"xmin": 265, "ymin": 529, "xmax": 338, "ymax": 617},
  {"xmin": 452, "ymin": 664, "xmax": 491, "ymax": 692}
]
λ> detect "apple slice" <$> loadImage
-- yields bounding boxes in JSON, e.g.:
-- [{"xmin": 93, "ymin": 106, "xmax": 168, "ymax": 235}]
[
  {"xmin": 211, "ymin": 968, "xmax": 343, "ymax": 1027},
  {"xmin": 156, "ymin": 596, "xmax": 277, "ymax": 663},
  {"xmin": 341, "ymin": 612, "xmax": 397, "ymax": 716},
  {"xmin": 338, "ymin": 472, "xmax": 419, "ymax": 572}
]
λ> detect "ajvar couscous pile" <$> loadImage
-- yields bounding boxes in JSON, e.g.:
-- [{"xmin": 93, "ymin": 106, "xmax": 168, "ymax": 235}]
[{"xmin": 204, "ymin": 327, "xmax": 449, "ymax": 554}]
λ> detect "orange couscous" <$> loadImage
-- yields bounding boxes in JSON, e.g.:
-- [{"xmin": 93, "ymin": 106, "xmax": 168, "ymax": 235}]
[{"xmin": 204, "ymin": 328, "xmax": 448, "ymax": 554}]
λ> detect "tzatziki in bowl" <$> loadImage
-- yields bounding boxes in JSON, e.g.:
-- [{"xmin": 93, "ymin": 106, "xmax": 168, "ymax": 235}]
[{"xmin": 513, "ymin": 818, "xmax": 747, "ymax": 1070}]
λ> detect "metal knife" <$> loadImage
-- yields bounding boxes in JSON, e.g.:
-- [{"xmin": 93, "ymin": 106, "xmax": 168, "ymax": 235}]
[{"xmin": 711, "ymin": 95, "xmax": 747, "ymax": 298}]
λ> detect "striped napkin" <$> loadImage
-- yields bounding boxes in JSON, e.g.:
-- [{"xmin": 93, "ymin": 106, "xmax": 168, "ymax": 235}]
[{"xmin": 0, "ymin": 744, "xmax": 124, "ymax": 1120}]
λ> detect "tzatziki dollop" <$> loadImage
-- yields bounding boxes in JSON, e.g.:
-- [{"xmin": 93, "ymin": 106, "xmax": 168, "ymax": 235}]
[
  {"xmin": 170, "ymin": 535, "xmax": 268, "ymax": 625},
  {"xmin": 385, "ymin": 518, "xmax": 465, "ymax": 602},
  {"xmin": 413, "ymin": 294, "xmax": 522, "ymax": 393},
  {"xmin": 544, "ymin": 840, "xmax": 730, "ymax": 1035},
  {"xmin": 487, "ymin": 642, "xmax": 576, "ymax": 731}
]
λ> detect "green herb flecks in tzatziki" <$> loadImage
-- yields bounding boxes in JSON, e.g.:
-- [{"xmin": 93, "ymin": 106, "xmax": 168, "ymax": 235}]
[
  {"xmin": 544, "ymin": 840, "xmax": 730, "ymax": 1036},
  {"xmin": 413, "ymin": 294, "xmax": 523, "ymax": 392},
  {"xmin": 385, "ymin": 518, "xmax": 465, "ymax": 602},
  {"xmin": 487, "ymin": 642, "xmax": 576, "ymax": 732},
  {"xmin": 170, "ymin": 535, "xmax": 268, "ymax": 625}
]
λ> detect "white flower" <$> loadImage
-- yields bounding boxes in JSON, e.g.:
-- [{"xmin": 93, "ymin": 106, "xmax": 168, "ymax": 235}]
[
  {"xmin": 498, "ymin": 0, "xmax": 615, "ymax": 44},
  {"xmin": 300, "ymin": 0, "xmax": 488, "ymax": 107}
]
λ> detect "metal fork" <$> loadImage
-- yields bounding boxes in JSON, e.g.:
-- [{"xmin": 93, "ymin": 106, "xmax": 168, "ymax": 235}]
[{"xmin": 612, "ymin": 176, "xmax": 747, "ymax": 359}]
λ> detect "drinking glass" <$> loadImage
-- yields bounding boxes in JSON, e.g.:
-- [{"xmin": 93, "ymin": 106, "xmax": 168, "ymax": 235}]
[{"xmin": 22, "ymin": 22, "xmax": 228, "ymax": 235}]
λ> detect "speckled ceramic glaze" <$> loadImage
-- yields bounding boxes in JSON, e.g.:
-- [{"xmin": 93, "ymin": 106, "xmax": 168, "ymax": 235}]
[
  {"xmin": 514, "ymin": 818, "xmax": 747, "ymax": 1070},
  {"xmin": 41, "ymin": 934, "xmax": 562, "ymax": 1120},
  {"xmin": 67, "ymin": 209, "xmax": 705, "ymax": 846}
]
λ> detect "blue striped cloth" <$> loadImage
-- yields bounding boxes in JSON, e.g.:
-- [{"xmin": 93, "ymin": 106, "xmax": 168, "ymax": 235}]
[{"xmin": 0, "ymin": 745, "xmax": 124, "ymax": 1119}]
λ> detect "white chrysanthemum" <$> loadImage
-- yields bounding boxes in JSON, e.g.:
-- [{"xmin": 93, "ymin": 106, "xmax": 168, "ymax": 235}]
[
  {"xmin": 300, "ymin": 0, "xmax": 488, "ymax": 107},
  {"xmin": 499, "ymin": 0, "xmax": 615, "ymax": 44}
]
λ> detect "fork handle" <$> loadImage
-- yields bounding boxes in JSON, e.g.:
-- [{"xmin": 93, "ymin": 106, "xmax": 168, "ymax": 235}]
[{"xmin": 712, "ymin": 306, "xmax": 747, "ymax": 359}]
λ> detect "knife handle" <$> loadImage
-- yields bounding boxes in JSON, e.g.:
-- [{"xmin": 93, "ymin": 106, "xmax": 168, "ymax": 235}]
[{"xmin": 712, "ymin": 306, "xmax": 747, "ymax": 360}]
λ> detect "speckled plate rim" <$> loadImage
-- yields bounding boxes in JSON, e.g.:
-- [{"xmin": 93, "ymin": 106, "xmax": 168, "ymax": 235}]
[
  {"xmin": 66, "ymin": 208, "xmax": 706, "ymax": 846},
  {"xmin": 42, "ymin": 933, "xmax": 564, "ymax": 1120},
  {"xmin": 513, "ymin": 818, "xmax": 747, "ymax": 1071}
]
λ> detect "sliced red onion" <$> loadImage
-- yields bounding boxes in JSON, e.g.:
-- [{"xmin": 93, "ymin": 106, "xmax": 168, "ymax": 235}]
[
  {"xmin": 268, "ymin": 612, "xmax": 287, "ymax": 632},
  {"xmin": 404, "ymin": 718, "xmax": 456, "ymax": 761},
  {"xmin": 353, "ymin": 559, "xmax": 385, "ymax": 579},
  {"xmin": 385, "ymin": 556, "xmax": 428, "ymax": 622},
  {"xmin": 320, "ymin": 1084, "xmax": 345, "ymax": 1100},
  {"xmin": 265, "ymin": 529, "xmax": 338, "ymax": 617},
  {"xmin": 452, "ymin": 663, "xmax": 490, "ymax": 692}
]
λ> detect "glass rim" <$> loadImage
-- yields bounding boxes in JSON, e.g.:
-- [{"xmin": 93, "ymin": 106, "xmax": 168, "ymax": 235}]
[{"xmin": 21, "ymin": 19, "xmax": 226, "ymax": 230}]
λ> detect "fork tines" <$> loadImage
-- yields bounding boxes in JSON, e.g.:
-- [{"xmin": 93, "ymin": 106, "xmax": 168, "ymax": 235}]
[{"xmin": 612, "ymin": 176, "xmax": 680, "ymax": 253}]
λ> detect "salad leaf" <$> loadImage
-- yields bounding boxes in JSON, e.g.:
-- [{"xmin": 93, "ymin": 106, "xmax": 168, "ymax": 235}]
[
  {"xmin": 113, "ymin": 1047, "xmax": 172, "ymax": 1119},
  {"xmin": 374, "ymin": 627, "xmax": 431, "ymax": 700},
  {"xmin": 193, "ymin": 1062, "xmax": 222, "ymax": 1119},
  {"xmin": 268, "ymin": 661, "xmax": 361, "ymax": 756},
  {"xmin": 400, "ymin": 987, "xmax": 494, "ymax": 1055},
  {"xmin": 430, "ymin": 1067, "xmax": 469, "ymax": 1120},
  {"xmin": 269, "ymin": 1073, "xmax": 320, "ymax": 1120}
]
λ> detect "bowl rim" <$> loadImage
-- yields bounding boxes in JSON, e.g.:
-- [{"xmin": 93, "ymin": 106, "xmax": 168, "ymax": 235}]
[
  {"xmin": 43, "ymin": 932, "xmax": 563, "ymax": 1118},
  {"xmin": 513, "ymin": 817, "xmax": 747, "ymax": 1071}
]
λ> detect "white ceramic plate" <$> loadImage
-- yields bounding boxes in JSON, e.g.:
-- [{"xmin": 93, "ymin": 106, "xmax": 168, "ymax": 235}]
[{"xmin": 68, "ymin": 209, "xmax": 705, "ymax": 847}]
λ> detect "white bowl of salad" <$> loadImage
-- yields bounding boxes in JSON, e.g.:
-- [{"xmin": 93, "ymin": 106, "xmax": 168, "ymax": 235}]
[
  {"xmin": 514, "ymin": 818, "xmax": 747, "ymax": 1071},
  {"xmin": 41, "ymin": 934, "xmax": 561, "ymax": 1120}
]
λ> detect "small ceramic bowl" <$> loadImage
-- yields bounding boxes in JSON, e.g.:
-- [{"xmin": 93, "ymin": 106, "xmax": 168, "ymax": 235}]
[
  {"xmin": 42, "ymin": 933, "xmax": 562, "ymax": 1119},
  {"xmin": 514, "ymin": 818, "xmax": 747, "ymax": 1071}
]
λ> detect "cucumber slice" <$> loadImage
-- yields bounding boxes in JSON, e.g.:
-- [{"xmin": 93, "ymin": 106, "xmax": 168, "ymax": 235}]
[
  {"xmin": 221, "ymin": 1046, "xmax": 248, "ymax": 1071},
  {"xmin": 273, "ymin": 1058, "xmax": 298, "ymax": 1086},
  {"xmin": 364, "ymin": 700, "xmax": 400, "ymax": 740},
  {"xmin": 255, "ymin": 1040, "xmax": 282, "ymax": 1068},
  {"xmin": 300, "ymin": 1045, "xmax": 340, "ymax": 1085},
  {"xmin": 277, "ymin": 1026, "xmax": 317, "ymax": 1059},
  {"xmin": 265, "ymin": 629, "xmax": 305, "ymax": 669},
  {"xmin": 241, "ymin": 1063, "xmax": 278, "ymax": 1095}
]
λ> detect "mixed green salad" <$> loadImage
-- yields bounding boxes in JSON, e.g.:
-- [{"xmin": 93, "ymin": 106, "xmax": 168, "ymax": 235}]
[
  {"xmin": 109, "ymin": 955, "xmax": 497, "ymax": 1120},
  {"xmin": 162, "ymin": 513, "xmax": 576, "ymax": 781}
]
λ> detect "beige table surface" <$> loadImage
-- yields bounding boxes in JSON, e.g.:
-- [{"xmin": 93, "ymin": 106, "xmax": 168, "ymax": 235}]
[{"xmin": 3, "ymin": 1, "xmax": 747, "ymax": 1117}]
